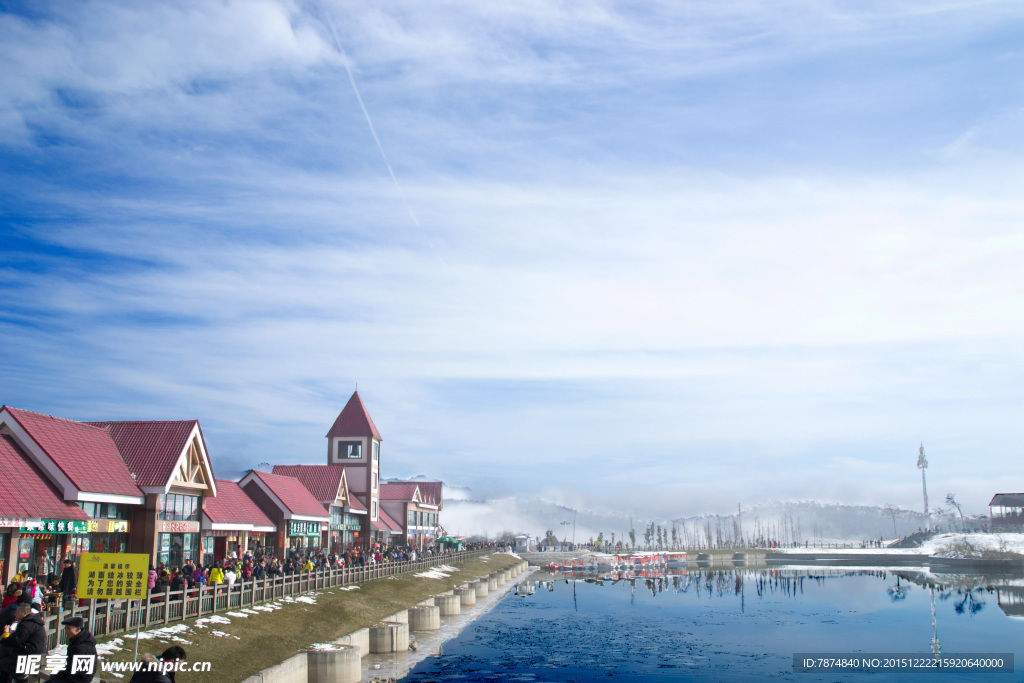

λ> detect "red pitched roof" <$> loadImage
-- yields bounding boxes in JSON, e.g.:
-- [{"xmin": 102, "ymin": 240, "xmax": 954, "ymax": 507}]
[
  {"xmin": 271, "ymin": 465, "xmax": 346, "ymax": 504},
  {"xmin": 244, "ymin": 471, "xmax": 328, "ymax": 518},
  {"xmin": 87, "ymin": 420, "xmax": 202, "ymax": 488},
  {"xmin": 203, "ymin": 480, "xmax": 276, "ymax": 528},
  {"xmin": 380, "ymin": 480, "xmax": 442, "ymax": 506},
  {"xmin": 380, "ymin": 481, "xmax": 420, "ymax": 502},
  {"xmin": 378, "ymin": 507, "xmax": 403, "ymax": 533},
  {"xmin": 2, "ymin": 407, "xmax": 142, "ymax": 498},
  {"xmin": 0, "ymin": 435, "xmax": 91, "ymax": 521},
  {"xmin": 372, "ymin": 510, "xmax": 403, "ymax": 533},
  {"xmin": 347, "ymin": 495, "xmax": 366, "ymax": 512},
  {"xmin": 326, "ymin": 392, "xmax": 381, "ymax": 440}
]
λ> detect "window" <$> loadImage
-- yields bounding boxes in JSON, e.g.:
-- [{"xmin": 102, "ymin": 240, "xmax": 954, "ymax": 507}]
[
  {"xmin": 158, "ymin": 494, "xmax": 200, "ymax": 521},
  {"xmin": 76, "ymin": 502, "xmax": 127, "ymax": 519},
  {"xmin": 337, "ymin": 441, "xmax": 361, "ymax": 460},
  {"xmin": 371, "ymin": 501, "xmax": 377, "ymax": 520},
  {"xmin": 372, "ymin": 441, "xmax": 379, "ymax": 461},
  {"xmin": 373, "ymin": 472, "xmax": 378, "ymax": 490}
]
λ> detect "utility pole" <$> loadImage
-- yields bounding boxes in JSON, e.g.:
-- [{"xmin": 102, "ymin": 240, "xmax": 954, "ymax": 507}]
[{"xmin": 917, "ymin": 444, "xmax": 930, "ymax": 530}]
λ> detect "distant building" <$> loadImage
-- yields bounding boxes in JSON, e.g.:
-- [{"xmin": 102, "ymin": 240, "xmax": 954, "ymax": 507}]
[
  {"xmin": 989, "ymin": 493, "xmax": 1024, "ymax": 530},
  {"xmin": 380, "ymin": 481, "xmax": 442, "ymax": 550},
  {"xmin": 515, "ymin": 534, "xmax": 535, "ymax": 553}
]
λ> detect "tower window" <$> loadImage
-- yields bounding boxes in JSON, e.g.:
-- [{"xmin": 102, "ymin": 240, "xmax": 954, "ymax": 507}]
[{"xmin": 337, "ymin": 441, "xmax": 361, "ymax": 460}]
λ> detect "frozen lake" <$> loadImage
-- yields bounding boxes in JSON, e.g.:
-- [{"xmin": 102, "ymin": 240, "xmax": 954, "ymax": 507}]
[{"xmin": 401, "ymin": 567, "xmax": 1024, "ymax": 681}]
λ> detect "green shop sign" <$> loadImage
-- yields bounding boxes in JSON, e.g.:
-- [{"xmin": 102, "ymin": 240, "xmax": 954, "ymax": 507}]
[
  {"xmin": 288, "ymin": 520, "xmax": 321, "ymax": 537},
  {"xmin": 21, "ymin": 520, "xmax": 91, "ymax": 534}
]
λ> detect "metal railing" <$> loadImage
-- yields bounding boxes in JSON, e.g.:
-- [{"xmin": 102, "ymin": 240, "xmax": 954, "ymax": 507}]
[{"xmin": 43, "ymin": 549, "xmax": 489, "ymax": 650}]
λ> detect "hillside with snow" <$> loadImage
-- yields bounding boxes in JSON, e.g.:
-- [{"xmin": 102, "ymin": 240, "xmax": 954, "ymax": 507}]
[{"xmin": 440, "ymin": 490, "xmax": 978, "ymax": 547}]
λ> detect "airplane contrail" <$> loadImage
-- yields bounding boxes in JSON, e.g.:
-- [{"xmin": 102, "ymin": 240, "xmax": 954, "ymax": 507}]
[{"xmin": 318, "ymin": 3, "xmax": 421, "ymax": 228}]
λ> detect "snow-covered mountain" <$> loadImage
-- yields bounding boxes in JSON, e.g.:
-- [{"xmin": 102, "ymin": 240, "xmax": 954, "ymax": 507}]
[{"xmin": 440, "ymin": 495, "xmax": 966, "ymax": 546}]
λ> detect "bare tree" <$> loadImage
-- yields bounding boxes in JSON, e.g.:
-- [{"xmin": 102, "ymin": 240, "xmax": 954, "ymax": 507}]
[
  {"xmin": 946, "ymin": 493, "xmax": 965, "ymax": 531},
  {"xmin": 882, "ymin": 504, "xmax": 901, "ymax": 538}
]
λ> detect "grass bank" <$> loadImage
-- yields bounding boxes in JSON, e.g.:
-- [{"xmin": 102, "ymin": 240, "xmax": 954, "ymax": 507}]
[{"xmin": 96, "ymin": 553, "xmax": 522, "ymax": 682}]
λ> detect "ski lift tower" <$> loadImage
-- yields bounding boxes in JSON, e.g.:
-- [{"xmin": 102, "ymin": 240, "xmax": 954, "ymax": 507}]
[{"xmin": 917, "ymin": 444, "xmax": 930, "ymax": 531}]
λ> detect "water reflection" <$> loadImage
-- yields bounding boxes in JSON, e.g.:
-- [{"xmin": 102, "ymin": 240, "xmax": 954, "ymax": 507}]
[
  {"xmin": 539, "ymin": 563, "xmax": 1024, "ymax": 614},
  {"xmin": 407, "ymin": 566, "xmax": 1024, "ymax": 682}
]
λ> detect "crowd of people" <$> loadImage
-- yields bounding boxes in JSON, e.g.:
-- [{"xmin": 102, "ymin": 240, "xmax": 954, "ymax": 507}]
[
  {"xmin": 142, "ymin": 542, "xmax": 448, "ymax": 601},
  {"xmin": 0, "ymin": 540, "xmax": 475, "ymax": 681}
]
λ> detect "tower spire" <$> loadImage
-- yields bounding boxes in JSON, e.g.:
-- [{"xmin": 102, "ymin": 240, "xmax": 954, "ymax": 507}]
[{"xmin": 917, "ymin": 443, "xmax": 929, "ymax": 529}]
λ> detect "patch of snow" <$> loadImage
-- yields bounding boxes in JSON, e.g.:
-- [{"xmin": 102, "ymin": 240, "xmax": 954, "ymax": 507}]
[
  {"xmin": 415, "ymin": 569, "xmax": 452, "ymax": 579},
  {"xmin": 338, "ymin": 586, "xmax": 360, "ymax": 591},
  {"xmin": 307, "ymin": 642, "xmax": 340, "ymax": 651},
  {"xmin": 97, "ymin": 638, "xmax": 124, "ymax": 656},
  {"xmin": 210, "ymin": 630, "xmax": 240, "ymax": 639},
  {"xmin": 193, "ymin": 615, "xmax": 232, "ymax": 628},
  {"xmin": 225, "ymin": 611, "xmax": 250, "ymax": 618},
  {"xmin": 281, "ymin": 595, "xmax": 317, "ymax": 604},
  {"xmin": 241, "ymin": 608, "xmax": 260, "ymax": 614},
  {"xmin": 124, "ymin": 624, "xmax": 190, "ymax": 641}
]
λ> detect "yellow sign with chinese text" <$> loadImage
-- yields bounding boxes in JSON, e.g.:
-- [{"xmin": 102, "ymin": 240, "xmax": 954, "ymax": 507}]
[{"xmin": 77, "ymin": 553, "xmax": 150, "ymax": 600}]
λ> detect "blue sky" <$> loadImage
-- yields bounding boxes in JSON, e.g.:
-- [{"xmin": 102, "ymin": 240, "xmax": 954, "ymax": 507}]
[{"xmin": 3, "ymin": 1, "xmax": 1024, "ymax": 518}]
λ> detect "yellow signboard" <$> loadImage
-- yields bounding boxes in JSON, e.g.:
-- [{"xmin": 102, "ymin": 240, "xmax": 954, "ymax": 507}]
[{"xmin": 77, "ymin": 553, "xmax": 150, "ymax": 600}]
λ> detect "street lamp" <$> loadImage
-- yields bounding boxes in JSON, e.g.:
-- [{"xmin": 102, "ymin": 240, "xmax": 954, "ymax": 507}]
[{"xmin": 560, "ymin": 510, "xmax": 577, "ymax": 549}]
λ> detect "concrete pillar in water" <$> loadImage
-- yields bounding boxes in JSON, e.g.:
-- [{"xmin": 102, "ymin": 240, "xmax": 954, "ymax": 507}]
[
  {"xmin": 436, "ymin": 594, "xmax": 461, "ymax": 616},
  {"xmin": 495, "ymin": 571, "xmax": 506, "ymax": 586},
  {"xmin": 456, "ymin": 587, "xmax": 477, "ymax": 607},
  {"xmin": 408, "ymin": 605, "xmax": 441, "ymax": 631},
  {"xmin": 474, "ymin": 580, "xmax": 489, "ymax": 598},
  {"xmin": 307, "ymin": 646, "xmax": 360, "ymax": 683},
  {"xmin": 369, "ymin": 621, "xmax": 409, "ymax": 653},
  {"xmin": 487, "ymin": 575, "xmax": 498, "ymax": 591},
  {"xmin": 503, "ymin": 570, "xmax": 512, "ymax": 583}
]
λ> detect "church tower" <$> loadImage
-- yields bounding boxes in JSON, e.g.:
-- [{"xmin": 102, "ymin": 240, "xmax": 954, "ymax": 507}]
[{"xmin": 326, "ymin": 392, "xmax": 381, "ymax": 541}]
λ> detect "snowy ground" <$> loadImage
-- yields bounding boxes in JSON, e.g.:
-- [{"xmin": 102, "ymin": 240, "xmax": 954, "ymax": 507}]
[{"xmin": 771, "ymin": 532, "xmax": 1024, "ymax": 555}]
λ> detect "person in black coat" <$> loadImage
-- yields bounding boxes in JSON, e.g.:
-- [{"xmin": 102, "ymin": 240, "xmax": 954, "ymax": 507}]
[
  {"xmin": 49, "ymin": 616, "xmax": 97, "ymax": 683},
  {"xmin": 0, "ymin": 602, "xmax": 47, "ymax": 680},
  {"xmin": 58, "ymin": 560, "xmax": 77, "ymax": 602}
]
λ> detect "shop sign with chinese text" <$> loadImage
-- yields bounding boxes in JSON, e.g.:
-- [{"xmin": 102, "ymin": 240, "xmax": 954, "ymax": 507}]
[
  {"xmin": 20, "ymin": 520, "xmax": 91, "ymax": 534},
  {"xmin": 288, "ymin": 520, "xmax": 321, "ymax": 537}
]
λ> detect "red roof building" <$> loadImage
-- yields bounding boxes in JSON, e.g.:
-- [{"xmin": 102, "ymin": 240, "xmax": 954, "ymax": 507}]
[
  {"xmin": 239, "ymin": 470, "xmax": 330, "ymax": 555},
  {"xmin": 201, "ymin": 479, "xmax": 277, "ymax": 561},
  {"xmin": 0, "ymin": 406, "xmax": 221, "ymax": 578},
  {"xmin": 88, "ymin": 419, "xmax": 217, "ymax": 570},
  {"xmin": 380, "ymin": 480, "xmax": 443, "ymax": 549},
  {"xmin": 0, "ymin": 407, "xmax": 144, "ymax": 502},
  {"xmin": 272, "ymin": 465, "xmax": 365, "ymax": 549},
  {"xmin": 0, "ymin": 435, "xmax": 91, "ymax": 524}
]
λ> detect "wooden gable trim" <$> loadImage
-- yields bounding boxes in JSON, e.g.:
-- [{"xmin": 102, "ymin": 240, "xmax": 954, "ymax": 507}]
[
  {"xmin": 167, "ymin": 425, "xmax": 217, "ymax": 496},
  {"xmin": 333, "ymin": 469, "xmax": 350, "ymax": 507}
]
